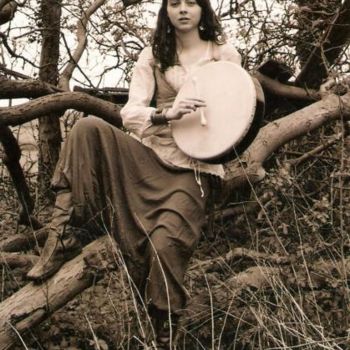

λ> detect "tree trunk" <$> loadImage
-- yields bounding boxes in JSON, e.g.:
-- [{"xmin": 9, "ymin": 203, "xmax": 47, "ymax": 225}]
[{"xmin": 37, "ymin": 0, "xmax": 62, "ymax": 201}]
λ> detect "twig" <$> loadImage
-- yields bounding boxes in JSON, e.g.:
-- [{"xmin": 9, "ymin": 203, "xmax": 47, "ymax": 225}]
[
  {"xmin": 0, "ymin": 32, "xmax": 39, "ymax": 68},
  {"xmin": 287, "ymin": 132, "xmax": 342, "ymax": 166}
]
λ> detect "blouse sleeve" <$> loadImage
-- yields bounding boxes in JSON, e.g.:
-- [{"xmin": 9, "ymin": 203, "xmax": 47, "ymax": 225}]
[
  {"xmin": 219, "ymin": 43, "xmax": 242, "ymax": 66},
  {"xmin": 120, "ymin": 47, "xmax": 161, "ymax": 139}
]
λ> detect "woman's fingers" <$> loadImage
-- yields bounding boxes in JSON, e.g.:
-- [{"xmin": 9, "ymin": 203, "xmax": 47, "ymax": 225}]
[
  {"xmin": 179, "ymin": 98, "xmax": 206, "ymax": 111},
  {"xmin": 183, "ymin": 97, "xmax": 206, "ymax": 105},
  {"xmin": 165, "ymin": 98, "xmax": 206, "ymax": 120}
]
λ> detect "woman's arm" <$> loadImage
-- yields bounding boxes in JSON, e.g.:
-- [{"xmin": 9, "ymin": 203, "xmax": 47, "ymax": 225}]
[{"xmin": 120, "ymin": 47, "xmax": 165, "ymax": 139}]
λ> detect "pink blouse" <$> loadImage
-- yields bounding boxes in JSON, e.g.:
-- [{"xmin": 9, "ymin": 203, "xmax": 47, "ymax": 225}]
[{"xmin": 120, "ymin": 42, "xmax": 242, "ymax": 178}]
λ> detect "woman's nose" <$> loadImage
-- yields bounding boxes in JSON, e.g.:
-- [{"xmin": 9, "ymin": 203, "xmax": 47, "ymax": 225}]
[{"xmin": 179, "ymin": 2, "xmax": 188, "ymax": 13}]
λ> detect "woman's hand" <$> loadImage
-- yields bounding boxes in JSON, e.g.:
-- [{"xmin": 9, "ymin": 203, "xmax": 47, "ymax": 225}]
[{"xmin": 165, "ymin": 98, "xmax": 206, "ymax": 121}]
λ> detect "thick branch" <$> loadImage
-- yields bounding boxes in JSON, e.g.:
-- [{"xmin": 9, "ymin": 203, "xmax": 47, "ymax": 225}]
[
  {"xmin": 0, "ymin": 92, "xmax": 122, "ymax": 128},
  {"xmin": 246, "ymin": 93, "xmax": 350, "ymax": 164},
  {"xmin": 253, "ymin": 72, "xmax": 320, "ymax": 101},
  {"xmin": 73, "ymin": 85, "xmax": 129, "ymax": 105},
  {"xmin": 224, "ymin": 92, "xmax": 350, "ymax": 187},
  {"xmin": 0, "ymin": 79, "xmax": 62, "ymax": 99}
]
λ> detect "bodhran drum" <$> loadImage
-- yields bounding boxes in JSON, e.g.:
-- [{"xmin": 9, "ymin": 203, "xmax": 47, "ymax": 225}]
[{"xmin": 172, "ymin": 61, "xmax": 265, "ymax": 164}]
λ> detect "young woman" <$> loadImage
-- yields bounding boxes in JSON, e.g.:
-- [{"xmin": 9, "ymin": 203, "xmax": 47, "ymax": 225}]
[{"xmin": 27, "ymin": 0, "xmax": 241, "ymax": 347}]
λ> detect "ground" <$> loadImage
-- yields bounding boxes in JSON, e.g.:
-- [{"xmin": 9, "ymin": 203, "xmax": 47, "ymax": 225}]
[{"xmin": 1, "ymin": 128, "xmax": 350, "ymax": 349}]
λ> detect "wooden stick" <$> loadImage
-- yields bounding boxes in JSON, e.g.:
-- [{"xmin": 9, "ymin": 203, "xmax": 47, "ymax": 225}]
[{"xmin": 192, "ymin": 76, "xmax": 207, "ymax": 127}]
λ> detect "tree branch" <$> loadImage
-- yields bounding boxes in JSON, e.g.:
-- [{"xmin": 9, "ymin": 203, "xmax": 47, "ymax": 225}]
[
  {"xmin": 59, "ymin": 0, "xmax": 106, "ymax": 90},
  {"xmin": 0, "ymin": 32, "xmax": 39, "ymax": 68},
  {"xmin": 253, "ymin": 71, "xmax": 320, "ymax": 101},
  {"xmin": 0, "ymin": 78, "xmax": 63, "ymax": 99},
  {"xmin": 224, "ymin": 92, "xmax": 350, "ymax": 189},
  {"xmin": 0, "ymin": 92, "xmax": 122, "ymax": 128}
]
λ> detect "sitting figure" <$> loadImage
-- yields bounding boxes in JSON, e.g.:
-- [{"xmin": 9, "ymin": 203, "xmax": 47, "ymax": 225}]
[{"xmin": 27, "ymin": 0, "xmax": 241, "ymax": 347}]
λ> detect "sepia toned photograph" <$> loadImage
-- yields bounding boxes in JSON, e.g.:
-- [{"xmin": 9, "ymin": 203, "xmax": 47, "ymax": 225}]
[{"xmin": 0, "ymin": 0, "xmax": 349, "ymax": 349}]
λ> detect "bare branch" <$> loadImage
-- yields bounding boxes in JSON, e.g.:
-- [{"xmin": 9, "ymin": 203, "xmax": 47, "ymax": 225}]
[
  {"xmin": 0, "ymin": 65, "xmax": 32, "ymax": 80},
  {"xmin": 0, "ymin": 78, "xmax": 62, "ymax": 99},
  {"xmin": 0, "ymin": 92, "xmax": 122, "ymax": 128},
  {"xmin": 59, "ymin": 0, "xmax": 107, "ymax": 90},
  {"xmin": 0, "ymin": 32, "xmax": 39, "ymax": 68},
  {"xmin": 287, "ymin": 132, "xmax": 342, "ymax": 167}
]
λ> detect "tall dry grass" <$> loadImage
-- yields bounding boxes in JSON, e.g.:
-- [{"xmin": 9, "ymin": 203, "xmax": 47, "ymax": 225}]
[{"xmin": 0, "ymin": 121, "xmax": 349, "ymax": 349}]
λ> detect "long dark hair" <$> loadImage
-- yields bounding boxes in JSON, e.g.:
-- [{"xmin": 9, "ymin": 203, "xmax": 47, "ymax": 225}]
[{"xmin": 152, "ymin": 0, "xmax": 225, "ymax": 72}]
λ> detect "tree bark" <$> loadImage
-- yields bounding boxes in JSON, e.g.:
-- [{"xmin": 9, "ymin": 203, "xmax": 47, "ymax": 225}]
[
  {"xmin": 0, "ymin": 79, "xmax": 62, "ymax": 99},
  {"xmin": 0, "ymin": 235, "xmax": 117, "ymax": 350},
  {"xmin": 224, "ymin": 91, "xmax": 350, "ymax": 189},
  {"xmin": 37, "ymin": 0, "xmax": 62, "ymax": 200},
  {"xmin": 0, "ymin": 92, "xmax": 122, "ymax": 128}
]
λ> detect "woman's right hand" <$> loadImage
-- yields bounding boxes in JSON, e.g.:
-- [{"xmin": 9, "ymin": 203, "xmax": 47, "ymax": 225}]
[{"xmin": 165, "ymin": 98, "xmax": 206, "ymax": 121}]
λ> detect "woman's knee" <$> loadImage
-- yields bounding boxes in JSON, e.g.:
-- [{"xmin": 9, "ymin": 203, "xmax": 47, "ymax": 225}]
[
  {"xmin": 71, "ymin": 116, "xmax": 109, "ymax": 137},
  {"xmin": 149, "ymin": 226, "xmax": 196, "ymax": 261}
]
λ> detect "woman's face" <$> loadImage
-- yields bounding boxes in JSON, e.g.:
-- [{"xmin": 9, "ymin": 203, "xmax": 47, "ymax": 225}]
[{"xmin": 167, "ymin": 0, "xmax": 202, "ymax": 33}]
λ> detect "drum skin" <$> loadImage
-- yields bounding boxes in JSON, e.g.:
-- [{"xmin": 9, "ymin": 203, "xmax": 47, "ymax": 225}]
[{"xmin": 172, "ymin": 61, "xmax": 264, "ymax": 164}]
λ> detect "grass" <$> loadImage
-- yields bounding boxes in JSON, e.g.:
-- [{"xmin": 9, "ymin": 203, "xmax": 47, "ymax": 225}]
[{"xmin": 0, "ymin": 125, "xmax": 349, "ymax": 349}]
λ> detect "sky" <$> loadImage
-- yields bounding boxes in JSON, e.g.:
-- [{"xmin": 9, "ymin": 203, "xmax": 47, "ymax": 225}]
[
  {"xmin": 0, "ymin": 0, "xmax": 236, "ymax": 106},
  {"xmin": 0, "ymin": 0, "xmax": 285, "ymax": 107}
]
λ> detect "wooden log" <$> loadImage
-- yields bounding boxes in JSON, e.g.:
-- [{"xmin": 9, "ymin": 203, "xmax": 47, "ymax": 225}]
[
  {"xmin": 0, "ymin": 252, "xmax": 38, "ymax": 269},
  {"xmin": 189, "ymin": 247, "xmax": 290, "ymax": 275},
  {"xmin": 0, "ymin": 235, "xmax": 116, "ymax": 350},
  {"xmin": 0, "ymin": 228, "xmax": 48, "ymax": 252}
]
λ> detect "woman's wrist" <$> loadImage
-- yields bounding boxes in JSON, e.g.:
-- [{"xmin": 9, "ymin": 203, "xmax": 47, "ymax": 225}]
[{"xmin": 150, "ymin": 108, "xmax": 169, "ymax": 125}]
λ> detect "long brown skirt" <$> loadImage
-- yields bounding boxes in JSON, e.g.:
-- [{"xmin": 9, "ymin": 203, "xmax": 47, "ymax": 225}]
[{"xmin": 51, "ymin": 116, "xmax": 209, "ymax": 315}]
